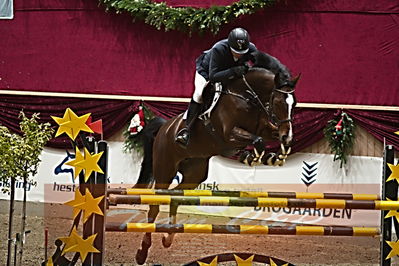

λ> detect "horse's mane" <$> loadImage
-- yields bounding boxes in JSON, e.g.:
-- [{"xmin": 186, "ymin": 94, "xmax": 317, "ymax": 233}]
[{"xmin": 251, "ymin": 51, "xmax": 291, "ymax": 83}]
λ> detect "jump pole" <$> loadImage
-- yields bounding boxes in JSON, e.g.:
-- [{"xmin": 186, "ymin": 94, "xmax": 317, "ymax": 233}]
[
  {"xmin": 107, "ymin": 188, "xmax": 380, "ymax": 200},
  {"xmin": 108, "ymin": 194, "xmax": 399, "ymax": 210},
  {"xmin": 92, "ymin": 144, "xmax": 397, "ymax": 266},
  {"xmin": 105, "ymin": 222, "xmax": 380, "ymax": 236}
]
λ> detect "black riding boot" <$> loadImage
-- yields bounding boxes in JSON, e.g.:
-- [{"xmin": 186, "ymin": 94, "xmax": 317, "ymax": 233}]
[{"xmin": 175, "ymin": 100, "xmax": 201, "ymax": 147}]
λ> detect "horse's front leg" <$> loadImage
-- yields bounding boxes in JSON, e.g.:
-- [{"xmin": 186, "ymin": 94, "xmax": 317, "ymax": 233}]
[
  {"xmin": 228, "ymin": 126, "xmax": 265, "ymax": 166},
  {"xmin": 263, "ymin": 143, "xmax": 292, "ymax": 166}
]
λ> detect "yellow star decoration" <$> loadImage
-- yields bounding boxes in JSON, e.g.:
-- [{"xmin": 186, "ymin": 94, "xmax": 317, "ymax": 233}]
[
  {"xmin": 76, "ymin": 148, "xmax": 104, "ymax": 182},
  {"xmin": 386, "ymin": 240, "xmax": 399, "ymax": 259},
  {"xmin": 65, "ymin": 147, "xmax": 104, "ymax": 182},
  {"xmin": 234, "ymin": 254, "xmax": 254, "ymax": 266},
  {"xmin": 64, "ymin": 232, "xmax": 100, "ymax": 262},
  {"xmin": 395, "ymin": 131, "xmax": 399, "ymax": 135},
  {"xmin": 58, "ymin": 226, "xmax": 80, "ymax": 256},
  {"xmin": 385, "ymin": 198, "xmax": 399, "ymax": 223},
  {"xmin": 270, "ymin": 258, "xmax": 288, "ymax": 266},
  {"xmin": 64, "ymin": 189, "xmax": 86, "ymax": 219},
  {"xmin": 65, "ymin": 147, "xmax": 85, "ymax": 180},
  {"xmin": 64, "ymin": 188, "xmax": 104, "ymax": 223},
  {"xmin": 198, "ymin": 256, "xmax": 218, "ymax": 266},
  {"xmin": 51, "ymin": 108, "xmax": 93, "ymax": 140},
  {"xmin": 81, "ymin": 188, "xmax": 104, "ymax": 223},
  {"xmin": 387, "ymin": 163, "xmax": 399, "ymax": 184}
]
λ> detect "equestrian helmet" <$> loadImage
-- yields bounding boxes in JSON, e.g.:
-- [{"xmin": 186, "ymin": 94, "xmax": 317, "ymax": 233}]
[{"xmin": 228, "ymin": 28, "xmax": 250, "ymax": 54}]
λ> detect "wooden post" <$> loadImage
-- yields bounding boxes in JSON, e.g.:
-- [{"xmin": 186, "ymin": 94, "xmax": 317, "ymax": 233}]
[
  {"xmin": 92, "ymin": 141, "xmax": 108, "ymax": 265},
  {"xmin": 380, "ymin": 145, "xmax": 395, "ymax": 266},
  {"xmin": 82, "ymin": 137, "xmax": 96, "ymax": 266}
]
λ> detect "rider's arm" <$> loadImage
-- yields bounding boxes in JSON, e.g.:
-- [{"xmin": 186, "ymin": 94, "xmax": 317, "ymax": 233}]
[
  {"xmin": 208, "ymin": 49, "xmax": 236, "ymax": 83},
  {"xmin": 238, "ymin": 43, "xmax": 258, "ymax": 64}
]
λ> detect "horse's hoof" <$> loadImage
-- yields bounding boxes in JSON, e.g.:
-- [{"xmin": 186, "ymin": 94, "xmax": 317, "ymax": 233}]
[
  {"xmin": 274, "ymin": 158, "xmax": 285, "ymax": 166},
  {"xmin": 278, "ymin": 154, "xmax": 288, "ymax": 160},
  {"xmin": 251, "ymin": 150, "xmax": 265, "ymax": 166},
  {"xmin": 239, "ymin": 151, "xmax": 251, "ymax": 164},
  {"xmin": 239, "ymin": 151, "xmax": 255, "ymax": 166},
  {"xmin": 264, "ymin": 152, "xmax": 276, "ymax": 166},
  {"xmin": 162, "ymin": 235, "xmax": 172, "ymax": 248},
  {"xmin": 245, "ymin": 153, "xmax": 255, "ymax": 166},
  {"xmin": 250, "ymin": 157, "xmax": 262, "ymax": 166},
  {"xmin": 135, "ymin": 248, "xmax": 148, "ymax": 265}
]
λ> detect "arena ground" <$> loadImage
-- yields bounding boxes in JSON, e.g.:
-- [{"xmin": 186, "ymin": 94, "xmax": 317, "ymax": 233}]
[{"xmin": 0, "ymin": 200, "xmax": 381, "ymax": 265}]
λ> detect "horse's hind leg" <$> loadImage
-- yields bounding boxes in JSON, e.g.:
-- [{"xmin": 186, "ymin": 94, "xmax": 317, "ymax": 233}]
[
  {"xmin": 136, "ymin": 176, "xmax": 177, "ymax": 264},
  {"xmin": 162, "ymin": 203, "xmax": 178, "ymax": 248},
  {"xmin": 136, "ymin": 180, "xmax": 173, "ymax": 264},
  {"xmin": 162, "ymin": 158, "xmax": 209, "ymax": 248},
  {"xmin": 135, "ymin": 204, "xmax": 159, "ymax": 265}
]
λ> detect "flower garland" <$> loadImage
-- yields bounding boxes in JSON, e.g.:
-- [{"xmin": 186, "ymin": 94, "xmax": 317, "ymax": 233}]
[
  {"xmin": 99, "ymin": 0, "xmax": 279, "ymax": 34},
  {"xmin": 123, "ymin": 104, "xmax": 154, "ymax": 154},
  {"xmin": 323, "ymin": 112, "xmax": 356, "ymax": 168}
]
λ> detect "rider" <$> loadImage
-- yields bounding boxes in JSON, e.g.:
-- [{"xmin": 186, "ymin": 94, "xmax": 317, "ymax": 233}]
[{"xmin": 175, "ymin": 27, "xmax": 282, "ymax": 147}]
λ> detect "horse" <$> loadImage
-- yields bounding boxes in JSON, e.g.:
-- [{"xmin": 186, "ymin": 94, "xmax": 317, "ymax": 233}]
[{"xmin": 133, "ymin": 53, "xmax": 299, "ymax": 264}]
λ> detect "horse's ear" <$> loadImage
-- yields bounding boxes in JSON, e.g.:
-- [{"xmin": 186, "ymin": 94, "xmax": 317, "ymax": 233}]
[{"xmin": 291, "ymin": 73, "xmax": 301, "ymax": 86}]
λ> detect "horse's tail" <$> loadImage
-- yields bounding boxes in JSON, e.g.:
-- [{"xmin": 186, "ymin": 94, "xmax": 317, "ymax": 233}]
[{"xmin": 133, "ymin": 116, "xmax": 166, "ymax": 188}]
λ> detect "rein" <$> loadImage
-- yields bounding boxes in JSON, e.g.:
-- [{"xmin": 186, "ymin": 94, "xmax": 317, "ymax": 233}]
[
  {"xmin": 268, "ymin": 83, "xmax": 295, "ymax": 127},
  {"xmin": 229, "ymin": 75, "xmax": 295, "ymax": 128}
]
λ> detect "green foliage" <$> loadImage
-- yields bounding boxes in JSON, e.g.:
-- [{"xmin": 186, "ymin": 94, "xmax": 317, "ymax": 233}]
[
  {"xmin": 123, "ymin": 105, "xmax": 154, "ymax": 155},
  {"xmin": 323, "ymin": 112, "xmax": 356, "ymax": 168},
  {"xmin": 0, "ymin": 112, "xmax": 54, "ymax": 193},
  {"xmin": 100, "ymin": 0, "xmax": 279, "ymax": 35}
]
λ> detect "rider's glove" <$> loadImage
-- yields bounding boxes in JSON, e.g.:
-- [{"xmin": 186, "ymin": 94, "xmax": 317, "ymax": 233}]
[{"xmin": 232, "ymin": 65, "xmax": 248, "ymax": 77}]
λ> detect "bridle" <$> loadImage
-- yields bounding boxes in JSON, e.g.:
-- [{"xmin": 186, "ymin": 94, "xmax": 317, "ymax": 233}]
[
  {"xmin": 240, "ymin": 75, "xmax": 295, "ymax": 129},
  {"xmin": 267, "ymin": 83, "xmax": 296, "ymax": 127}
]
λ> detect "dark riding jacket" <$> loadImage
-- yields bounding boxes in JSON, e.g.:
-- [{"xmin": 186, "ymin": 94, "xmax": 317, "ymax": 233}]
[
  {"xmin": 196, "ymin": 39, "xmax": 257, "ymax": 83},
  {"xmin": 196, "ymin": 39, "xmax": 288, "ymax": 85}
]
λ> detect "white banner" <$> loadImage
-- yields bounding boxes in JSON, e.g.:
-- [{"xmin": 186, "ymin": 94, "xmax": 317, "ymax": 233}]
[
  {"xmin": 0, "ymin": 141, "xmax": 385, "ymax": 227},
  {"xmin": 179, "ymin": 154, "xmax": 383, "ymax": 227},
  {"xmin": 0, "ymin": 141, "xmax": 141, "ymax": 203}
]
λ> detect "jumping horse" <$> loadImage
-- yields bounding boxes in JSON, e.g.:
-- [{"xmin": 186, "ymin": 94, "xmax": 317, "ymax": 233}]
[{"xmin": 133, "ymin": 52, "xmax": 299, "ymax": 264}]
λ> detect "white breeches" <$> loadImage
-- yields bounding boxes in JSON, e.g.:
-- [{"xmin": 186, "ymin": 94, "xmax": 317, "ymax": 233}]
[{"xmin": 192, "ymin": 72, "xmax": 207, "ymax": 104}]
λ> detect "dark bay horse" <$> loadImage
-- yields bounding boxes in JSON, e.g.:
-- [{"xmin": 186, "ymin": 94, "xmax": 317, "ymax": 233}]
[{"xmin": 134, "ymin": 59, "xmax": 299, "ymax": 264}]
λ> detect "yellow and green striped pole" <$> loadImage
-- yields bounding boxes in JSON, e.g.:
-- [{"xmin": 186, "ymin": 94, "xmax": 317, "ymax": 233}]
[
  {"xmin": 106, "ymin": 222, "xmax": 379, "ymax": 236},
  {"xmin": 107, "ymin": 188, "xmax": 380, "ymax": 200},
  {"xmin": 108, "ymin": 194, "xmax": 399, "ymax": 210}
]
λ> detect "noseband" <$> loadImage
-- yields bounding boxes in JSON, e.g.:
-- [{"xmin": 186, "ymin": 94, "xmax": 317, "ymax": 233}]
[{"xmin": 242, "ymin": 76, "xmax": 295, "ymax": 129}]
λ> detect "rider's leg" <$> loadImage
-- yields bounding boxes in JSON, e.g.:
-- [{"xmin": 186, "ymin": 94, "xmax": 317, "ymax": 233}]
[
  {"xmin": 175, "ymin": 99, "xmax": 202, "ymax": 147},
  {"xmin": 175, "ymin": 72, "xmax": 206, "ymax": 147}
]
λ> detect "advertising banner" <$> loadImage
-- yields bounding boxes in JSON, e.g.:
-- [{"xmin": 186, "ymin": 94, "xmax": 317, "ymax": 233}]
[{"xmin": 0, "ymin": 142, "xmax": 383, "ymax": 226}]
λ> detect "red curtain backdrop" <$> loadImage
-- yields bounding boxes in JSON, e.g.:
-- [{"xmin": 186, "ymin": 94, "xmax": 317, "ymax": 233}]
[
  {"xmin": 1, "ymin": 95, "xmax": 398, "ymax": 151},
  {"xmin": 1, "ymin": 0, "xmax": 399, "ymax": 105},
  {"xmin": 1, "ymin": 0, "xmax": 399, "ymax": 151}
]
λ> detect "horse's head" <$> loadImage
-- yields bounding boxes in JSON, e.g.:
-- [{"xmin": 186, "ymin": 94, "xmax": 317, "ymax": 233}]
[
  {"xmin": 268, "ymin": 71, "xmax": 299, "ymax": 147},
  {"xmin": 227, "ymin": 65, "xmax": 299, "ymax": 151},
  {"xmin": 243, "ymin": 51, "xmax": 300, "ymax": 148}
]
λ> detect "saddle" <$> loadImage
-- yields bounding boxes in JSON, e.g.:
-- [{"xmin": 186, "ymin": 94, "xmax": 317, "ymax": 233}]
[{"xmin": 199, "ymin": 82, "xmax": 222, "ymax": 121}]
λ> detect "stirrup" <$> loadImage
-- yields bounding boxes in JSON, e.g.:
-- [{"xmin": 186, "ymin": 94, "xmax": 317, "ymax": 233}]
[{"xmin": 175, "ymin": 128, "xmax": 189, "ymax": 147}]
